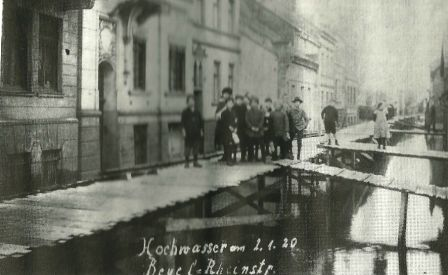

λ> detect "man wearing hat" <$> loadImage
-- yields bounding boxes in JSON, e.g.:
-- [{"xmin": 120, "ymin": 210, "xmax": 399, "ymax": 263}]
[
  {"xmin": 215, "ymin": 87, "xmax": 233, "ymax": 160},
  {"xmin": 290, "ymin": 96, "xmax": 309, "ymax": 161},
  {"xmin": 321, "ymin": 98, "xmax": 339, "ymax": 145}
]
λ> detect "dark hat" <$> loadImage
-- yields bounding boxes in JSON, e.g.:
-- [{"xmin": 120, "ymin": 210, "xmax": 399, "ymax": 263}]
[
  {"xmin": 265, "ymin": 97, "xmax": 272, "ymax": 103},
  {"xmin": 235, "ymin": 94, "xmax": 243, "ymax": 100},
  {"xmin": 292, "ymin": 96, "xmax": 303, "ymax": 103},
  {"xmin": 221, "ymin": 87, "xmax": 233, "ymax": 95}
]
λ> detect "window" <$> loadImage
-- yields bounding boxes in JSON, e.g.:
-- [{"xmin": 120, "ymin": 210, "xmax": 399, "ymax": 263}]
[
  {"xmin": 2, "ymin": 7, "xmax": 30, "ymax": 89},
  {"xmin": 133, "ymin": 38, "xmax": 146, "ymax": 90},
  {"xmin": 134, "ymin": 124, "xmax": 148, "ymax": 165},
  {"xmin": 39, "ymin": 14, "xmax": 61, "ymax": 92},
  {"xmin": 193, "ymin": 61, "xmax": 203, "ymax": 89},
  {"xmin": 199, "ymin": 0, "xmax": 206, "ymax": 25},
  {"xmin": 2, "ymin": 6, "xmax": 62, "ymax": 93},
  {"xmin": 212, "ymin": 0, "xmax": 220, "ymax": 29},
  {"xmin": 228, "ymin": 63, "xmax": 234, "ymax": 88},
  {"xmin": 213, "ymin": 61, "xmax": 221, "ymax": 103},
  {"xmin": 228, "ymin": 0, "xmax": 235, "ymax": 33},
  {"xmin": 169, "ymin": 45, "xmax": 186, "ymax": 92}
]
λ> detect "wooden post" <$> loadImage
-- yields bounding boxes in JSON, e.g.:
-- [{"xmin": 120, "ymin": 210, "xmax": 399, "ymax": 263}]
[
  {"xmin": 326, "ymin": 150, "xmax": 332, "ymax": 193},
  {"xmin": 352, "ymin": 152, "xmax": 357, "ymax": 170},
  {"xmin": 398, "ymin": 192, "xmax": 409, "ymax": 248},
  {"xmin": 257, "ymin": 175, "xmax": 265, "ymax": 214},
  {"xmin": 288, "ymin": 167, "xmax": 292, "ymax": 196}
]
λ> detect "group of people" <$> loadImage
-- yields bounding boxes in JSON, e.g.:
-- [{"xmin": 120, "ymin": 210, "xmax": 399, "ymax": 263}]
[
  {"xmin": 181, "ymin": 86, "xmax": 343, "ymax": 168},
  {"xmin": 213, "ymin": 87, "xmax": 311, "ymax": 165}
]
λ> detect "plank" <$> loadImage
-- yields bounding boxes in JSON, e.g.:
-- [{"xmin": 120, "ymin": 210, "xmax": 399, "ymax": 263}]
[
  {"xmin": 390, "ymin": 129, "xmax": 445, "ymax": 136},
  {"xmin": 314, "ymin": 165, "xmax": 344, "ymax": 177},
  {"xmin": 318, "ymin": 142, "xmax": 448, "ymax": 162},
  {"xmin": 165, "ymin": 214, "xmax": 283, "ymax": 232},
  {"xmin": 337, "ymin": 169, "xmax": 371, "ymax": 182}
]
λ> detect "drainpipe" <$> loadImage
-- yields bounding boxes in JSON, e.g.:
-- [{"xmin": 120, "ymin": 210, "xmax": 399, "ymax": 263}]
[
  {"xmin": 157, "ymin": 11, "xmax": 163, "ymax": 162},
  {"xmin": 76, "ymin": 10, "xmax": 84, "ymax": 180}
]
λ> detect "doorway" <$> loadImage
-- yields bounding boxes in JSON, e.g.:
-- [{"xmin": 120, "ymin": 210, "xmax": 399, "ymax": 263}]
[{"xmin": 98, "ymin": 61, "xmax": 119, "ymax": 171}]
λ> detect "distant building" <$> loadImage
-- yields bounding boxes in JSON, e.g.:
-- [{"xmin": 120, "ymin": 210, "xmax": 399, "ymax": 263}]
[
  {"xmin": 0, "ymin": 0, "xmax": 94, "ymax": 196},
  {"xmin": 248, "ymin": 0, "xmax": 321, "ymax": 134},
  {"xmin": 78, "ymin": 0, "xmax": 241, "ymax": 179}
]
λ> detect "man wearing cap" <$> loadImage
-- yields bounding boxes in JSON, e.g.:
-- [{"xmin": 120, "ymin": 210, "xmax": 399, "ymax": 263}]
[
  {"xmin": 215, "ymin": 87, "xmax": 232, "ymax": 159},
  {"xmin": 321, "ymin": 98, "xmax": 339, "ymax": 145},
  {"xmin": 290, "ymin": 97, "xmax": 309, "ymax": 161}
]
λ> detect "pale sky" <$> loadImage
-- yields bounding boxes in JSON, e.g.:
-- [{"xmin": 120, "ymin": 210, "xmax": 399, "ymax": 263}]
[{"xmin": 295, "ymin": 0, "xmax": 448, "ymax": 100}]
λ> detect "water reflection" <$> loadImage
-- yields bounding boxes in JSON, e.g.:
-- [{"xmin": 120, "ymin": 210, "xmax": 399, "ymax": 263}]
[{"xmin": 124, "ymin": 134, "xmax": 448, "ymax": 275}]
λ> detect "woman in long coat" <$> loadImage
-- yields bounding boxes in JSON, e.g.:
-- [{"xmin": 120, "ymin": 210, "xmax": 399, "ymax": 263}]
[{"xmin": 373, "ymin": 102, "xmax": 390, "ymax": 149}]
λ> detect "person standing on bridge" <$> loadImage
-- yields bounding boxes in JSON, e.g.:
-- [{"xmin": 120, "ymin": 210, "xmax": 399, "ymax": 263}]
[
  {"xmin": 181, "ymin": 95, "xmax": 204, "ymax": 168},
  {"xmin": 373, "ymin": 102, "xmax": 390, "ymax": 150},
  {"xmin": 271, "ymin": 101, "xmax": 290, "ymax": 160},
  {"xmin": 321, "ymin": 99, "xmax": 339, "ymax": 146},
  {"xmin": 246, "ymin": 97, "xmax": 266, "ymax": 162},
  {"xmin": 221, "ymin": 97, "xmax": 238, "ymax": 166},
  {"xmin": 290, "ymin": 97, "xmax": 310, "ymax": 161}
]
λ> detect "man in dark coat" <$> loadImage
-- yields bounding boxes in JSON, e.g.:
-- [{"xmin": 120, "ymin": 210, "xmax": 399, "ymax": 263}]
[
  {"xmin": 271, "ymin": 101, "xmax": 289, "ymax": 160},
  {"xmin": 246, "ymin": 97, "xmax": 266, "ymax": 162},
  {"xmin": 221, "ymin": 97, "xmax": 238, "ymax": 166},
  {"xmin": 290, "ymin": 97, "xmax": 309, "ymax": 161},
  {"xmin": 215, "ymin": 87, "xmax": 232, "ymax": 154},
  {"xmin": 181, "ymin": 95, "xmax": 204, "ymax": 168},
  {"xmin": 263, "ymin": 97, "xmax": 274, "ymax": 158},
  {"xmin": 321, "ymin": 99, "xmax": 339, "ymax": 145},
  {"xmin": 234, "ymin": 95, "xmax": 248, "ymax": 161}
]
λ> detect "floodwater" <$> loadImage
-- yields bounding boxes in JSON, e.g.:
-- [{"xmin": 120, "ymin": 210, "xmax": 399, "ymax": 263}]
[
  {"xmin": 136, "ymin": 133, "xmax": 448, "ymax": 275},
  {"xmin": 22, "ymin": 133, "xmax": 445, "ymax": 275}
]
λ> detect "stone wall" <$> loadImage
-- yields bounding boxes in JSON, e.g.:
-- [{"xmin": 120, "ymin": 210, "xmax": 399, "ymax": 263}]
[
  {"xmin": 0, "ymin": 3, "xmax": 81, "ymax": 196},
  {"xmin": 0, "ymin": 120, "xmax": 78, "ymax": 196}
]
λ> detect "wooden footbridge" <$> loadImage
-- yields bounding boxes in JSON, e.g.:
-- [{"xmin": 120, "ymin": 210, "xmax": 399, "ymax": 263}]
[{"xmin": 293, "ymin": 139, "xmax": 448, "ymax": 249}]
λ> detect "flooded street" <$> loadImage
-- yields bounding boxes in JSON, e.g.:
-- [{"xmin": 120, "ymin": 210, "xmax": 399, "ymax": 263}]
[{"xmin": 137, "ymin": 134, "xmax": 448, "ymax": 275}]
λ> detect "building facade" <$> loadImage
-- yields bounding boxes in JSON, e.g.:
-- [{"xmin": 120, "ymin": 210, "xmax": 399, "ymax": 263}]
[
  {"xmin": 0, "ymin": 0, "xmax": 93, "ymax": 196},
  {"xmin": 78, "ymin": 0, "xmax": 240, "ymax": 179}
]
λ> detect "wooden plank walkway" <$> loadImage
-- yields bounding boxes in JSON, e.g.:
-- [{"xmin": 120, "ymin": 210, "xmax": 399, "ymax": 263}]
[
  {"xmin": 317, "ymin": 142, "xmax": 448, "ymax": 161},
  {"xmin": 390, "ymin": 129, "xmax": 445, "ymax": 136},
  {"xmin": 0, "ymin": 160, "xmax": 278, "ymax": 260},
  {"xmin": 275, "ymin": 161, "xmax": 448, "ymax": 200}
]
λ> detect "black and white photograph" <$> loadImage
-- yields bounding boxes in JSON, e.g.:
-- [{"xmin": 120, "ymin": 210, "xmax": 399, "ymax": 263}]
[{"xmin": 0, "ymin": 0, "xmax": 447, "ymax": 274}]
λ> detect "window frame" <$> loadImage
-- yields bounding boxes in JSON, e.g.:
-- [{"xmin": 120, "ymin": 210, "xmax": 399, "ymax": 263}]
[
  {"xmin": 0, "ymin": 5, "xmax": 63, "ymax": 95},
  {"xmin": 228, "ymin": 63, "xmax": 234, "ymax": 88},
  {"xmin": 212, "ymin": 0, "xmax": 221, "ymax": 30},
  {"xmin": 168, "ymin": 44, "xmax": 186, "ymax": 93},
  {"xmin": 38, "ymin": 13, "xmax": 63, "ymax": 94},
  {"xmin": 133, "ymin": 37, "xmax": 147, "ymax": 91},
  {"xmin": 213, "ymin": 60, "xmax": 221, "ymax": 104},
  {"xmin": 227, "ymin": 0, "xmax": 235, "ymax": 33}
]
